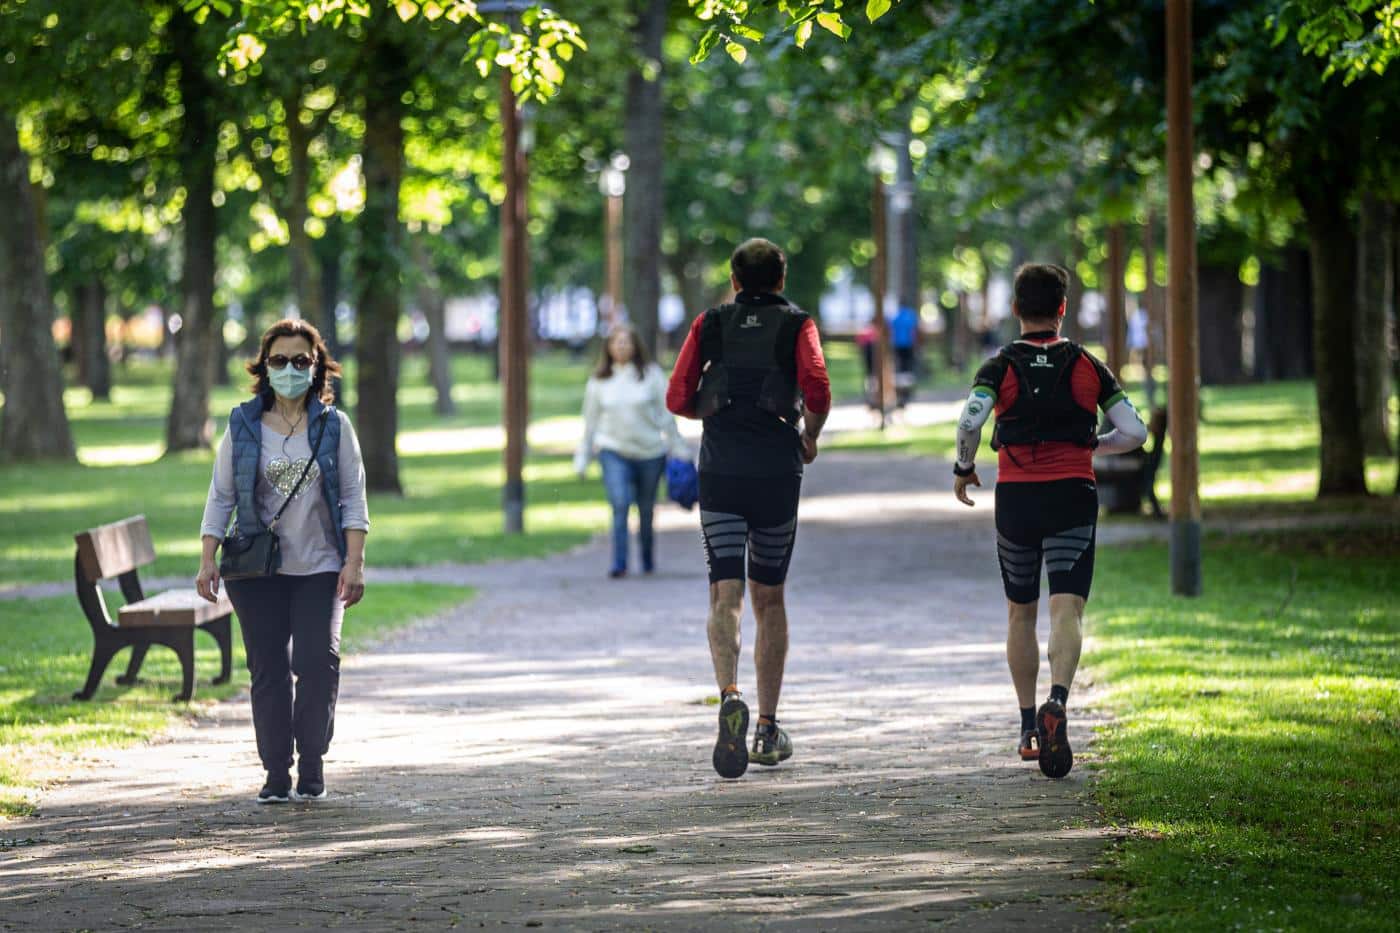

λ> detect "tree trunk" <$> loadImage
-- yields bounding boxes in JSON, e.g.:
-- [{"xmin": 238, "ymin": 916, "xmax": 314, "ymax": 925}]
[
  {"xmin": 0, "ymin": 112, "xmax": 76, "ymax": 461},
  {"xmin": 1062, "ymin": 235, "xmax": 1085, "ymax": 342},
  {"xmin": 354, "ymin": 36, "xmax": 407, "ymax": 494},
  {"xmin": 74, "ymin": 280, "xmax": 112, "ymax": 401},
  {"xmin": 286, "ymin": 98, "xmax": 324, "ymax": 332},
  {"xmin": 1254, "ymin": 246, "xmax": 1314, "ymax": 381},
  {"xmin": 1356, "ymin": 196, "xmax": 1393, "ymax": 456},
  {"xmin": 623, "ymin": 0, "xmax": 666, "ymax": 357},
  {"xmin": 1198, "ymin": 261, "xmax": 1245, "ymax": 385},
  {"xmin": 164, "ymin": 14, "xmax": 220, "ymax": 453},
  {"xmin": 314, "ymin": 220, "xmax": 344, "ymax": 405},
  {"xmin": 1105, "ymin": 222, "xmax": 1128, "ymax": 375},
  {"xmin": 1301, "ymin": 191, "xmax": 1368, "ymax": 496},
  {"xmin": 413, "ymin": 239, "xmax": 455, "ymax": 416}
]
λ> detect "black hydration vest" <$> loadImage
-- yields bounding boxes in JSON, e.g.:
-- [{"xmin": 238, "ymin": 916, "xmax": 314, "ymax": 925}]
[
  {"xmin": 989, "ymin": 339, "xmax": 1098, "ymax": 450},
  {"xmin": 693, "ymin": 299, "xmax": 807, "ymax": 427}
]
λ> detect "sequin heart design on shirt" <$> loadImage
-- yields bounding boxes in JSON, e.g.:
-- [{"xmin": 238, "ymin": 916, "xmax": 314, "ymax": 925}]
[{"xmin": 265, "ymin": 457, "xmax": 321, "ymax": 499}]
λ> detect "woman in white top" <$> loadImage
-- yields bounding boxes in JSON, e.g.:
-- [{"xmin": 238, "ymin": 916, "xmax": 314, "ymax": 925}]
[
  {"xmin": 195, "ymin": 319, "xmax": 369, "ymax": 804},
  {"xmin": 574, "ymin": 326, "xmax": 689, "ymax": 578}
]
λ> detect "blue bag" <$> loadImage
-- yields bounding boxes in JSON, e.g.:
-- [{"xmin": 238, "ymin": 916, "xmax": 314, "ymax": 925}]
[{"xmin": 665, "ymin": 457, "xmax": 699, "ymax": 510}]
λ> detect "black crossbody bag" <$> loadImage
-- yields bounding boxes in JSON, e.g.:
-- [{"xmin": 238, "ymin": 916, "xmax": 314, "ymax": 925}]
[{"xmin": 219, "ymin": 409, "xmax": 330, "ymax": 582}]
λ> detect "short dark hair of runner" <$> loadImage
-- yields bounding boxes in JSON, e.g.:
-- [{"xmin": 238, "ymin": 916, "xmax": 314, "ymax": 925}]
[
  {"xmin": 246, "ymin": 318, "xmax": 341, "ymax": 408},
  {"xmin": 1012, "ymin": 263, "xmax": 1071, "ymax": 323},
  {"xmin": 594, "ymin": 324, "xmax": 651, "ymax": 381},
  {"xmin": 730, "ymin": 238, "xmax": 786, "ymax": 292}
]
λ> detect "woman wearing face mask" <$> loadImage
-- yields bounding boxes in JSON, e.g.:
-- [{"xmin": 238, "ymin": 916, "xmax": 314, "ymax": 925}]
[
  {"xmin": 196, "ymin": 319, "xmax": 369, "ymax": 804},
  {"xmin": 574, "ymin": 326, "xmax": 689, "ymax": 578}
]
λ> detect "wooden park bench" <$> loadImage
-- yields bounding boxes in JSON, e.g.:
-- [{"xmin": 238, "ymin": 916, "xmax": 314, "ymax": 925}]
[
  {"xmin": 72, "ymin": 516, "xmax": 233, "ymax": 702},
  {"xmin": 1094, "ymin": 406, "xmax": 1169, "ymax": 517}
]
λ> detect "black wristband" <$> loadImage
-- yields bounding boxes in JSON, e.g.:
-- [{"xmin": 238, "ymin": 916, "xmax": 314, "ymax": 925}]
[{"xmin": 953, "ymin": 462, "xmax": 976, "ymax": 478}]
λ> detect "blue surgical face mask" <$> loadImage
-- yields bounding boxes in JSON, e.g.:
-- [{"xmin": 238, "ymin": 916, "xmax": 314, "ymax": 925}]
[{"xmin": 268, "ymin": 363, "xmax": 315, "ymax": 399}]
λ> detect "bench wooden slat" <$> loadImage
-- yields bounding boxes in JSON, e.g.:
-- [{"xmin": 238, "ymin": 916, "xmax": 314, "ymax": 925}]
[
  {"xmin": 117, "ymin": 589, "xmax": 232, "ymax": 628},
  {"xmin": 74, "ymin": 516, "xmax": 156, "ymax": 582}
]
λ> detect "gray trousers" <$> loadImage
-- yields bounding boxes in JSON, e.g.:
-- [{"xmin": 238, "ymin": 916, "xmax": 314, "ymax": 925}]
[{"xmin": 225, "ymin": 572, "xmax": 343, "ymax": 774}]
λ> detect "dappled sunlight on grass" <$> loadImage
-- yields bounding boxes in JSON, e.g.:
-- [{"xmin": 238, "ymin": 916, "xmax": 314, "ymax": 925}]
[{"xmin": 1089, "ymin": 530, "xmax": 1399, "ymax": 929}]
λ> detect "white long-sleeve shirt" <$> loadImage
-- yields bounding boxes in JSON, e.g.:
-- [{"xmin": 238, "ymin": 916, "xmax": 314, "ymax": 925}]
[
  {"xmin": 574, "ymin": 363, "xmax": 689, "ymax": 471},
  {"xmin": 201, "ymin": 409, "xmax": 370, "ymax": 575}
]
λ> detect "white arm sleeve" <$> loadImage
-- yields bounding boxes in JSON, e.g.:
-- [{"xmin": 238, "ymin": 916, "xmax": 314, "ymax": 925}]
[
  {"xmin": 1096, "ymin": 398, "xmax": 1149, "ymax": 455},
  {"xmin": 573, "ymin": 379, "xmax": 599, "ymax": 473},
  {"xmin": 955, "ymin": 388, "xmax": 995, "ymax": 469}
]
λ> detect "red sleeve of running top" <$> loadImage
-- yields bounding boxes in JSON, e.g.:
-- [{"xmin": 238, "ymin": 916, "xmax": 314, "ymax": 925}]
[
  {"xmin": 796, "ymin": 318, "xmax": 831, "ymax": 414},
  {"xmin": 666, "ymin": 313, "xmax": 706, "ymax": 418}
]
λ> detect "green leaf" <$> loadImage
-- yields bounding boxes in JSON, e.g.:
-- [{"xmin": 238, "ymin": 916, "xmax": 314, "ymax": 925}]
[
  {"xmin": 691, "ymin": 26, "xmax": 721, "ymax": 64},
  {"xmin": 795, "ymin": 19, "xmax": 813, "ymax": 48},
  {"xmin": 732, "ymin": 24, "xmax": 763, "ymax": 42},
  {"xmin": 866, "ymin": 0, "xmax": 892, "ymax": 22},
  {"xmin": 816, "ymin": 12, "xmax": 850, "ymax": 40},
  {"xmin": 725, "ymin": 40, "xmax": 748, "ymax": 64}
]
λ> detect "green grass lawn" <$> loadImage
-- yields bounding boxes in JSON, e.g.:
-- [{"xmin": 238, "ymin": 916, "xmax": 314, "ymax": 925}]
[
  {"xmin": 0, "ymin": 351, "xmax": 610, "ymax": 585},
  {"xmin": 1088, "ymin": 529, "xmax": 1399, "ymax": 930},
  {"xmin": 0, "ymin": 581, "xmax": 471, "ymax": 819}
]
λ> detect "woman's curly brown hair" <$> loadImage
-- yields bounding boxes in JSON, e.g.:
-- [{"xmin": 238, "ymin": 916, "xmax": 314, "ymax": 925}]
[{"xmin": 246, "ymin": 318, "xmax": 341, "ymax": 409}]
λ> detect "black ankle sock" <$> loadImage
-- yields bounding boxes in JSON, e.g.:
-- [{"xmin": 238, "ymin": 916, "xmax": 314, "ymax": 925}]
[
  {"xmin": 1020, "ymin": 707, "xmax": 1036, "ymax": 732},
  {"xmin": 1049, "ymin": 684, "xmax": 1069, "ymax": 705}
]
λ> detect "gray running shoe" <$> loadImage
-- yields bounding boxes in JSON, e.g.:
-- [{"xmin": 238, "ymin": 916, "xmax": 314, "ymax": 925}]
[
  {"xmin": 712, "ymin": 694, "xmax": 750, "ymax": 779},
  {"xmin": 749, "ymin": 720, "xmax": 793, "ymax": 767}
]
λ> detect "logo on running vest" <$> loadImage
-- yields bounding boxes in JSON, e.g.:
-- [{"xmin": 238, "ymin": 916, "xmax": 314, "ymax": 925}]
[
  {"xmin": 739, "ymin": 313, "xmax": 763, "ymax": 329},
  {"xmin": 1030, "ymin": 353, "xmax": 1053, "ymax": 368}
]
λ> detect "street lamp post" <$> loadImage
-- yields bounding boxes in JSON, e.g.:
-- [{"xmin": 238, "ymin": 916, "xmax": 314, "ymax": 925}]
[
  {"xmin": 599, "ymin": 153, "xmax": 629, "ymax": 331},
  {"xmin": 482, "ymin": 0, "xmax": 533, "ymax": 534}
]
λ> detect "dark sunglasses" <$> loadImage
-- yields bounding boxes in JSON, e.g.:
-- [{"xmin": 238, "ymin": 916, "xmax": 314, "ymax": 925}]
[{"xmin": 266, "ymin": 353, "xmax": 316, "ymax": 371}]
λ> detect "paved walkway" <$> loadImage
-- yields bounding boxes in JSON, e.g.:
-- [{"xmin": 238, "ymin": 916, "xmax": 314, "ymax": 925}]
[{"xmin": 0, "ymin": 452, "xmax": 1109, "ymax": 931}]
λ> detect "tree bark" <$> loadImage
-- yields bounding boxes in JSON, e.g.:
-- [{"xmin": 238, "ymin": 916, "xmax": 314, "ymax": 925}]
[
  {"xmin": 412, "ymin": 239, "xmax": 455, "ymax": 416},
  {"xmin": 0, "ymin": 112, "xmax": 76, "ymax": 461},
  {"xmin": 1105, "ymin": 222, "xmax": 1127, "ymax": 375},
  {"xmin": 1300, "ymin": 190, "xmax": 1369, "ymax": 496},
  {"xmin": 74, "ymin": 280, "xmax": 112, "ymax": 401},
  {"xmin": 1254, "ymin": 247, "xmax": 1314, "ymax": 381},
  {"xmin": 623, "ymin": 0, "xmax": 666, "ymax": 357},
  {"xmin": 1198, "ymin": 261, "xmax": 1245, "ymax": 385},
  {"xmin": 164, "ymin": 13, "xmax": 220, "ymax": 453},
  {"xmin": 1356, "ymin": 196, "xmax": 1393, "ymax": 456},
  {"xmin": 286, "ymin": 97, "xmax": 324, "ymax": 332},
  {"xmin": 353, "ymin": 36, "xmax": 407, "ymax": 494}
]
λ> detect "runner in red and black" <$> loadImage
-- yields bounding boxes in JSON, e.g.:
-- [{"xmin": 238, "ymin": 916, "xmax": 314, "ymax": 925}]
[
  {"xmin": 667, "ymin": 238, "xmax": 831, "ymax": 779},
  {"xmin": 952, "ymin": 263, "xmax": 1147, "ymax": 779}
]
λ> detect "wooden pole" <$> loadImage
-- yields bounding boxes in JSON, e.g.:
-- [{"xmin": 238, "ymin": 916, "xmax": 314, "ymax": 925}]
[
  {"xmin": 605, "ymin": 193, "xmax": 623, "ymax": 329},
  {"xmin": 871, "ymin": 176, "xmax": 894, "ymax": 428},
  {"xmin": 1166, "ymin": 0, "xmax": 1201, "ymax": 595},
  {"xmin": 500, "ymin": 68, "xmax": 528, "ymax": 534}
]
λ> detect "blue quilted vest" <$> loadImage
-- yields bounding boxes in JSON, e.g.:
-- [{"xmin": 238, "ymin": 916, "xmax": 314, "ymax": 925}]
[{"xmin": 229, "ymin": 396, "xmax": 346, "ymax": 559}]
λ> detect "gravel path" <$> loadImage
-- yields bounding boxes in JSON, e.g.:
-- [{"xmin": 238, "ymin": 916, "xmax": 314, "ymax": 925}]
[{"xmin": 0, "ymin": 451, "xmax": 1110, "ymax": 931}]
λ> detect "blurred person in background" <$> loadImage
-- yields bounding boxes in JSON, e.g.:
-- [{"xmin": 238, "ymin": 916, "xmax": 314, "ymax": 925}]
[{"xmin": 574, "ymin": 325, "xmax": 690, "ymax": 578}]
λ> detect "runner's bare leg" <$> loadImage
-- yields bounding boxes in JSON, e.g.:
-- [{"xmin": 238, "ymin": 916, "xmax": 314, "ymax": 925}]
[
  {"xmin": 749, "ymin": 581, "xmax": 788, "ymax": 716},
  {"xmin": 1007, "ymin": 599, "xmax": 1040, "ymax": 708},
  {"xmin": 1047, "ymin": 593, "xmax": 1085, "ymax": 691},
  {"xmin": 708, "ymin": 580, "xmax": 745, "ymax": 691}
]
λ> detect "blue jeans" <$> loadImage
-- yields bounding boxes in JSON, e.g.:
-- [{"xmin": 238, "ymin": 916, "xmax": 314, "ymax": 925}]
[{"xmin": 598, "ymin": 450, "xmax": 666, "ymax": 573}]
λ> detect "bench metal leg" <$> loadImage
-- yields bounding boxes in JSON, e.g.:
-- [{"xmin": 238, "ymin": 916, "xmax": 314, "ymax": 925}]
[
  {"xmin": 201, "ymin": 615, "xmax": 233, "ymax": 686},
  {"xmin": 167, "ymin": 629, "xmax": 196, "ymax": 702},
  {"xmin": 115, "ymin": 643, "xmax": 151, "ymax": 686},
  {"xmin": 74, "ymin": 636, "xmax": 123, "ymax": 701}
]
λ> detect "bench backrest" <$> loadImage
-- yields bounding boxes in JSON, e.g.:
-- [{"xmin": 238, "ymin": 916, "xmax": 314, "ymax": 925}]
[{"xmin": 74, "ymin": 515, "xmax": 157, "ymax": 583}]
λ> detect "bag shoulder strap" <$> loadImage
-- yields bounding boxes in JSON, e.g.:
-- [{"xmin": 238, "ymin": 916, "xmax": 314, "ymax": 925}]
[{"xmin": 269, "ymin": 408, "xmax": 331, "ymax": 529}]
